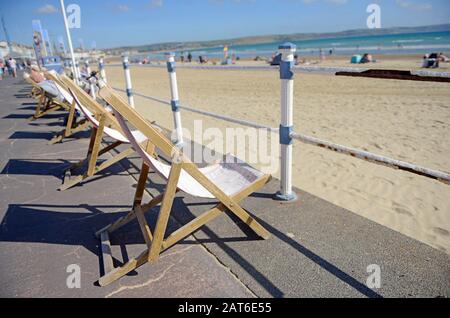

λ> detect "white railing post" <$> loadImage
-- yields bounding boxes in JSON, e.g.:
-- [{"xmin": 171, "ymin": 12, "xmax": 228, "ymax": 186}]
[
  {"xmin": 166, "ymin": 52, "xmax": 184, "ymax": 147},
  {"xmin": 75, "ymin": 59, "xmax": 81, "ymax": 81},
  {"xmin": 122, "ymin": 53, "xmax": 135, "ymax": 109},
  {"xmin": 84, "ymin": 59, "xmax": 96, "ymax": 99},
  {"xmin": 84, "ymin": 59, "xmax": 91, "ymax": 75},
  {"xmin": 88, "ymin": 77, "xmax": 97, "ymax": 100},
  {"xmin": 98, "ymin": 57, "xmax": 107, "ymax": 84},
  {"xmin": 276, "ymin": 42, "xmax": 297, "ymax": 202}
]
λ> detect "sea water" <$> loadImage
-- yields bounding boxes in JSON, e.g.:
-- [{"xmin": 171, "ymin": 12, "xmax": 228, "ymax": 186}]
[{"xmin": 134, "ymin": 31, "xmax": 450, "ymax": 61}]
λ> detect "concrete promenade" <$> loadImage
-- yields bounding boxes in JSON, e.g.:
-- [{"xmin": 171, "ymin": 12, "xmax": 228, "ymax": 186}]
[{"xmin": 0, "ymin": 75, "xmax": 448, "ymax": 298}]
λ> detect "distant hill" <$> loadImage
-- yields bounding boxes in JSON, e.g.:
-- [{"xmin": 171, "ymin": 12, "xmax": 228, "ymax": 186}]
[{"xmin": 106, "ymin": 23, "xmax": 450, "ymax": 54}]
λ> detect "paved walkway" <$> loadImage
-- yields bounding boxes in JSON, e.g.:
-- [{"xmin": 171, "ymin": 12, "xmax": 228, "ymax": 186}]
[{"xmin": 0, "ymin": 75, "xmax": 449, "ymax": 298}]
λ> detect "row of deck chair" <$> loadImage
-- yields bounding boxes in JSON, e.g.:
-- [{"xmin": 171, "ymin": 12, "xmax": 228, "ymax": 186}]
[{"xmin": 25, "ymin": 69, "xmax": 272, "ymax": 286}]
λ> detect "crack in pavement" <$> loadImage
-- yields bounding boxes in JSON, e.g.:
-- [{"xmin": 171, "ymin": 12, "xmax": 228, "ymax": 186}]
[{"xmin": 105, "ymin": 260, "xmax": 180, "ymax": 298}]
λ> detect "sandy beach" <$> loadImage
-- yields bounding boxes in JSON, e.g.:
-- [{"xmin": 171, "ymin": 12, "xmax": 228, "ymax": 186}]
[{"xmin": 103, "ymin": 60, "xmax": 450, "ymax": 255}]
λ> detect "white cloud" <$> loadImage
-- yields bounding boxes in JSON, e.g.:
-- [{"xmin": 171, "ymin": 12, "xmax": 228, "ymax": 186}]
[
  {"xmin": 36, "ymin": 4, "xmax": 58, "ymax": 14},
  {"xmin": 302, "ymin": 0, "xmax": 348, "ymax": 5},
  {"xmin": 117, "ymin": 4, "xmax": 130, "ymax": 12},
  {"xmin": 396, "ymin": 0, "xmax": 432, "ymax": 11},
  {"xmin": 149, "ymin": 0, "xmax": 164, "ymax": 8}
]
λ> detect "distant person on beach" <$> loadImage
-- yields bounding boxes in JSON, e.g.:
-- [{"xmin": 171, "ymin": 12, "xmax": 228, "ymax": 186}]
[
  {"xmin": 270, "ymin": 53, "xmax": 282, "ymax": 66},
  {"xmin": 0, "ymin": 59, "xmax": 5, "ymax": 76},
  {"xmin": 360, "ymin": 53, "xmax": 373, "ymax": 64},
  {"xmin": 319, "ymin": 49, "xmax": 325, "ymax": 62},
  {"xmin": 199, "ymin": 56, "xmax": 208, "ymax": 64},
  {"xmin": 187, "ymin": 52, "xmax": 192, "ymax": 63},
  {"xmin": 423, "ymin": 53, "xmax": 440, "ymax": 68},
  {"xmin": 438, "ymin": 53, "xmax": 450, "ymax": 62}
]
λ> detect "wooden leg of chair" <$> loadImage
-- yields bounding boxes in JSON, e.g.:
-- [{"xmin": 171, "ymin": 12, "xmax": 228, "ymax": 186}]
[
  {"xmin": 162, "ymin": 175, "xmax": 272, "ymax": 249},
  {"xmin": 135, "ymin": 205, "xmax": 153, "ymax": 247},
  {"xmin": 64, "ymin": 101, "xmax": 77, "ymax": 137},
  {"xmin": 94, "ymin": 147, "xmax": 135, "ymax": 174},
  {"xmin": 61, "ymin": 145, "xmax": 134, "ymax": 191},
  {"xmin": 134, "ymin": 163, "xmax": 150, "ymax": 207},
  {"xmin": 98, "ymin": 249, "xmax": 150, "ymax": 287},
  {"xmin": 49, "ymin": 120, "xmax": 90, "ymax": 145},
  {"xmin": 98, "ymin": 141, "xmax": 123, "ymax": 157},
  {"xmin": 162, "ymin": 204, "xmax": 225, "ymax": 251},
  {"xmin": 95, "ymin": 193, "xmax": 165, "ymax": 238},
  {"xmin": 87, "ymin": 117, "xmax": 105, "ymax": 177},
  {"xmin": 29, "ymin": 95, "xmax": 45, "ymax": 121},
  {"xmin": 226, "ymin": 204, "xmax": 270, "ymax": 240},
  {"xmin": 49, "ymin": 102, "xmax": 76, "ymax": 145},
  {"xmin": 148, "ymin": 163, "xmax": 182, "ymax": 263},
  {"xmin": 33, "ymin": 105, "xmax": 60, "ymax": 119}
]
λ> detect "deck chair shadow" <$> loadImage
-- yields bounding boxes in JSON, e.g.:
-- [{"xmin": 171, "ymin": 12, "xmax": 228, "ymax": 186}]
[
  {"xmin": 44, "ymin": 72, "xmax": 90, "ymax": 145},
  {"xmin": 96, "ymin": 83, "xmax": 272, "ymax": 287},
  {"xmin": 59, "ymin": 76, "xmax": 148, "ymax": 191},
  {"xmin": 23, "ymin": 73, "xmax": 69, "ymax": 122}
]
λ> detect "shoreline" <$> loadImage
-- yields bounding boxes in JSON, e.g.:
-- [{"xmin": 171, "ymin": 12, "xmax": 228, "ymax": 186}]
[{"xmin": 104, "ymin": 54, "xmax": 450, "ymax": 73}]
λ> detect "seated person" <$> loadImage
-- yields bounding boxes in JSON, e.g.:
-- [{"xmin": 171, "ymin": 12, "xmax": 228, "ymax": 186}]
[
  {"xmin": 423, "ymin": 53, "xmax": 439, "ymax": 68},
  {"xmin": 270, "ymin": 53, "xmax": 282, "ymax": 66},
  {"xmin": 438, "ymin": 53, "xmax": 450, "ymax": 62},
  {"xmin": 30, "ymin": 65, "xmax": 46, "ymax": 83},
  {"xmin": 360, "ymin": 53, "xmax": 374, "ymax": 64},
  {"xmin": 199, "ymin": 56, "xmax": 208, "ymax": 64}
]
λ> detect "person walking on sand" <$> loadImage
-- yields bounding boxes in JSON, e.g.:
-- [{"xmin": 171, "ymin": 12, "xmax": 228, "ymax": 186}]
[
  {"xmin": 8, "ymin": 57, "xmax": 17, "ymax": 78},
  {"xmin": 187, "ymin": 52, "xmax": 192, "ymax": 63}
]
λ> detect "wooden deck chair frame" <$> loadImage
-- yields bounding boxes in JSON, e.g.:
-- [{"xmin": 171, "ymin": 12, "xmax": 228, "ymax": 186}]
[
  {"xmin": 44, "ymin": 72, "xmax": 90, "ymax": 145},
  {"xmin": 96, "ymin": 84, "xmax": 272, "ymax": 287},
  {"xmin": 24, "ymin": 76, "xmax": 69, "ymax": 122},
  {"xmin": 58, "ymin": 75, "xmax": 144, "ymax": 191}
]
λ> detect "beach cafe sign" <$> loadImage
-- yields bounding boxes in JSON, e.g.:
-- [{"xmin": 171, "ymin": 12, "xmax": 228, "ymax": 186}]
[{"xmin": 66, "ymin": 3, "xmax": 81, "ymax": 29}]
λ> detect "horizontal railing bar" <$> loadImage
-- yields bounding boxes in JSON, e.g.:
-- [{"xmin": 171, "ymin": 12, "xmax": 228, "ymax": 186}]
[
  {"xmin": 113, "ymin": 87, "xmax": 278, "ymax": 131},
  {"xmin": 291, "ymin": 132, "xmax": 450, "ymax": 184}
]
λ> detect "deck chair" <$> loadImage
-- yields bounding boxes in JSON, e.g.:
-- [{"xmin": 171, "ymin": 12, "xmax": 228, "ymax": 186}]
[
  {"xmin": 44, "ymin": 72, "xmax": 90, "ymax": 145},
  {"xmin": 96, "ymin": 83, "xmax": 272, "ymax": 287},
  {"xmin": 24, "ymin": 74, "xmax": 69, "ymax": 122},
  {"xmin": 59, "ymin": 75, "xmax": 148, "ymax": 191}
]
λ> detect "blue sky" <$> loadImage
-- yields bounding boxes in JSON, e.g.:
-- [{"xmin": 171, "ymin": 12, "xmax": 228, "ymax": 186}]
[{"xmin": 1, "ymin": 0, "xmax": 449, "ymax": 48}]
